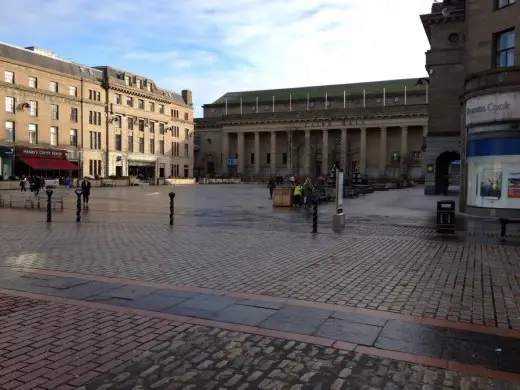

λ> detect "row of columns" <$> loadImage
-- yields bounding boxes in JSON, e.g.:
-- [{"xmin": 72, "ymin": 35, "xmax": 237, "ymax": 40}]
[{"xmin": 223, "ymin": 127, "xmax": 412, "ymax": 176}]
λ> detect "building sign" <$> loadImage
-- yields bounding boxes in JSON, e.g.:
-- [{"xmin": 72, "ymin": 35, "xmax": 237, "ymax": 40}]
[
  {"xmin": 16, "ymin": 147, "xmax": 66, "ymax": 159},
  {"xmin": 227, "ymin": 158, "xmax": 238, "ymax": 166},
  {"xmin": 466, "ymin": 93, "xmax": 520, "ymax": 126},
  {"xmin": 0, "ymin": 146, "xmax": 14, "ymax": 157}
]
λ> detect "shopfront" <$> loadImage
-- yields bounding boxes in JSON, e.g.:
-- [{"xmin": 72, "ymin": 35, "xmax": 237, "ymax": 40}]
[
  {"xmin": 465, "ymin": 92, "xmax": 520, "ymax": 218},
  {"xmin": 0, "ymin": 146, "xmax": 15, "ymax": 180},
  {"xmin": 15, "ymin": 146, "xmax": 79, "ymax": 177}
]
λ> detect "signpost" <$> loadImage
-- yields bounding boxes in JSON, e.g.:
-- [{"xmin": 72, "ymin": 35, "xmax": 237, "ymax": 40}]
[{"xmin": 332, "ymin": 168, "xmax": 345, "ymax": 229}]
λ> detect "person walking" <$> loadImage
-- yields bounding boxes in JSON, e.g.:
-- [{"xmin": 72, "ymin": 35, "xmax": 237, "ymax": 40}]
[
  {"xmin": 81, "ymin": 177, "xmax": 91, "ymax": 209},
  {"xmin": 267, "ymin": 176, "xmax": 276, "ymax": 199},
  {"xmin": 303, "ymin": 178, "xmax": 313, "ymax": 208},
  {"xmin": 19, "ymin": 176, "xmax": 27, "ymax": 192}
]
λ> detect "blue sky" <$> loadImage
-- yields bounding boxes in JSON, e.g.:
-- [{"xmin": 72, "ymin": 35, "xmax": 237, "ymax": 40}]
[{"xmin": 0, "ymin": 0, "xmax": 433, "ymax": 117}]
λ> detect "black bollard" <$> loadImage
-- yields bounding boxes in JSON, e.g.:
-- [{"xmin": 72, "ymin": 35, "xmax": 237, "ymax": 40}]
[
  {"xmin": 45, "ymin": 189, "xmax": 53, "ymax": 223},
  {"xmin": 312, "ymin": 198, "xmax": 318, "ymax": 233},
  {"xmin": 169, "ymin": 192, "xmax": 175, "ymax": 226},
  {"xmin": 75, "ymin": 188, "xmax": 83, "ymax": 223}
]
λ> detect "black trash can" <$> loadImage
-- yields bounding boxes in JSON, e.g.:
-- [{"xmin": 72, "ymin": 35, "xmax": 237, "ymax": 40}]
[{"xmin": 436, "ymin": 200, "xmax": 455, "ymax": 233}]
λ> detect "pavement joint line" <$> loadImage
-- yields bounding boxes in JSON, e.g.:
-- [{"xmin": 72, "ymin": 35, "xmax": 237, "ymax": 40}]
[
  {"xmin": 4, "ymin": 265, "xmax": 520, "ymax": 340},
  {"xmin": 1, "ymin": 287, "xmax": 520, "ymax": 383}
]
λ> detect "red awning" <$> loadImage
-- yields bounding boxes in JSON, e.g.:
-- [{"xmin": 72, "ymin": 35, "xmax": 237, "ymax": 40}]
[{"xmin": 20, "ymin": 157, "xmax": 79, "ymax": 171}]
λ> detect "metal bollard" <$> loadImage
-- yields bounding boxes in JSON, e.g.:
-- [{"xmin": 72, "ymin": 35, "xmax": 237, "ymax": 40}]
[
  {"xmin": 45, "ymin": 189, "xmax": 53, "ymax": 223},
  {"xmin": 312, "ymin": 198, "xmax": 318, "ymax": 233},
  {"xmin": 75, "ymin": 188, "xmax": 82, "ymax": 223},
  {"xmin": 169, "ymin": 192, "xmax": 175, "ymax": 226}
]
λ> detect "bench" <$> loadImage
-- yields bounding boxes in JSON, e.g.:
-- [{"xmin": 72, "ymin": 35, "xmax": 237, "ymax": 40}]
[
  {"xmin": 9, "ymin": 192, "xmax": 41, "ymax": 208},
  {"xmin": 44, "ymin": 179, "xmax": 60, "ymax": 188},
  {"xmin": 500, "ymin": 218, "xmax": 520, "ymax": 238},
  {"xmin": 102, "ymin": 179, "xmax": 116, "ymax": 187}
]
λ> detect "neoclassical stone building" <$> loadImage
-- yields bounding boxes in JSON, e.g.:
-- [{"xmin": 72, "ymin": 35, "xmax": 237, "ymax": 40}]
[{"xmin": 194, "ymin": 79, "xmax": 429, "ymax": 180}]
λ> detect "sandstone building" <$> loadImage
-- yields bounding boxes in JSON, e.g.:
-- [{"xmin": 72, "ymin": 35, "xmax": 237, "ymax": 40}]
[
  {"xmin": 194, "ymin": 79, "xmax": 429, "ymax": 181},
  {"xmin": 0, "ymin": 42, "xmax": 194, "ymax": 180},
  {"xmin": 421, "ymin": 0, "xmax": 520, "ymax": 217}
]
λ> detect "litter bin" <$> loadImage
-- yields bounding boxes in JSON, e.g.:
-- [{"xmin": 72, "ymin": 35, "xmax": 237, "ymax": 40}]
[{"xmin": 436, "ymin": 200, "xmax": 455, "ymax": 233}]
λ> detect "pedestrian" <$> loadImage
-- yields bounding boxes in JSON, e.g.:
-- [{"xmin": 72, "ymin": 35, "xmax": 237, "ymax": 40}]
[
  {"xmin": 293, "ymin": 181, "xmax": 303, "ymax": 207},
  {"xmin": 303, "ymin": 178, "xmax": 313, "ymax": 207},
  {"xmin": 34, "ymin": 175, "xmax": 41, "ymax": 195},
  {"xmin": 81, "ymin": 177, "xmax": 91, "ymax": 209},
  {"xmin": 19, "ymin": 176, "xmax": 27, "ymax": 192},
  {"xmin": 267, "ymin": 176, "xmax": 276, "ymax": 199}
]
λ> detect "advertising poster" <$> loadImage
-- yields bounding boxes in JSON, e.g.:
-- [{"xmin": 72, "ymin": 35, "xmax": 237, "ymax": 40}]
[
  {"xmin": 508, "ymin": 173, "xmax": 520, "ymax": 199},
  {"xmin": 480, "ymin": 169, "xmax": 502, "ymax": 200}
]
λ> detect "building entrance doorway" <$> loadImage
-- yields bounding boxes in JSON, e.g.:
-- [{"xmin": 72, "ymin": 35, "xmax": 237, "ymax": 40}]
[{"xmin": 435, "ymin": 150, "xmax": 460, "ymax": 195}]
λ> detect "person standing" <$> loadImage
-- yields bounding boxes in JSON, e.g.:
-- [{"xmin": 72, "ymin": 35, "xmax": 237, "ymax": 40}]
[
  {"xmin": 81, "ymin": 178, "xmax": 91, "ymax": 208},
  {"xmin": 303, "ymin": 178, "xmax": 313, "ymax": 208}
]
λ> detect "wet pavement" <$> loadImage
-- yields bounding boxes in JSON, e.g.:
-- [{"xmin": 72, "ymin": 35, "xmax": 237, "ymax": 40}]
[{"xmin": 1, "ymin": 184, "xmax": 520, "ymax": 388}]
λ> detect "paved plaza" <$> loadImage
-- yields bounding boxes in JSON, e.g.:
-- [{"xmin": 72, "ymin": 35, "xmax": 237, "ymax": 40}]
[{"xmin": 0, "ymin": 184, "xmax": 519, "ymax": 389}]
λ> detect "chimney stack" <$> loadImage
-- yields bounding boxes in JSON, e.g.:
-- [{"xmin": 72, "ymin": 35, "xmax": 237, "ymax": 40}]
[{"xmin": 182, "ymin": 90, "xmax": 193, "ymax": 106}]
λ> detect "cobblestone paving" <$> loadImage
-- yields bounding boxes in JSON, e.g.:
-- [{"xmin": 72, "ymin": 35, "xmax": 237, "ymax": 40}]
[{"xmin": 1, "ymin": 294, "xmax": 519, "ymax": 390}]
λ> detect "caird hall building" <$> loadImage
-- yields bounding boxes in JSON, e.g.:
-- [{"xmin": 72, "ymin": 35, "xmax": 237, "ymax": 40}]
[
  {"xmin": 421, "ymin": 0, "xmax": 520, "ymax": 217},
  {"xmin": 0, "ymin": 42, "xmax": 194, "ymax": 180},
  {"xmin": 194, "ymin": 79, "xmax": 429, "ymax": 181}
]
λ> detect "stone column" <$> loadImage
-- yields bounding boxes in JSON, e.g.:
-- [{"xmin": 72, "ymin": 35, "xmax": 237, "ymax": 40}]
[
  {"xmin": 254, "ymin": 131, "xmax": 260, "ymax": 175},
  {"xmin": 379, "ymin": 127, "xmax": 387, "ymax": 176},
  {"xmin": 237, "ymin": 132, "xmax": 245, "ymax": 174},
  {"xmin": 321, "ymin": 130, "xmax": 328, "ymax": 176},
  {"xmin": 340, "ymin": 128, "xmax": 347, "ymax": 171},
  {"xmin": 304, "ymin": 130, "xmax": 311, "ymax": 175},
  {"xmin": 360, "ymin": 127, "xmax": 367, "ymax": 175},
  {"xmin": 222, "ymin": 132, "xmax": 229, "ymax": 175},
  {"xmin": 400, "ymin": 126, "xmax": 408, "ymax": 167},
  {"xmin": 286, "ymin": 130, "xmax": 292, "ymax": 174},
  {"xmin": 270, "ymin": 131, "xmax": 276, "ymax": 175}
]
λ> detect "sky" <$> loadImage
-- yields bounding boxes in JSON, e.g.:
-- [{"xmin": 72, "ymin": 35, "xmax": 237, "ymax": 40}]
[{"xmin": 0, "ymin": 0, "xmax": 434, "ymax": 117}]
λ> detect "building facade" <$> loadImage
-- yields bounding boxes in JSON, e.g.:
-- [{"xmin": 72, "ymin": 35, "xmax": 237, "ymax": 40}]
[
  {"xmin": 0, "ymin": 42, "xmax": 194, "ymax": 180},
  {"xmin": 195, "ymin": 79, "xmax": 429, "ymax": 181},
  {"xmin": 422, "ymin": 0, "xmax": 520, "ymax": 217}
]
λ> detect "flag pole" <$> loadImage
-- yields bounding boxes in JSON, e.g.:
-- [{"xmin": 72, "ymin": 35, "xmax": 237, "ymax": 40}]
[
  {"xmin": 343, "ymin": 90, "xmax": 346, "ymax": 109},
  {"xmin": 240, "ymin": 97, "xmax": 243, "ymax": 114},
  {"xmin": 307, "ymin": 93, "xmax": 309, "ymax": 111},
  {"xmin": 272, "ymin": 96, "xmax": 275, "ymax": 112},
  {"xmin": 325, "ymin": 92, "xmax": 328, "ymax": 109},
  {"xmin": 363, "ymin": 89, "xmax": 366, "ymax": 108},
  {"xmin": 383, "ymin": 88, "xmax": 386, "ymax": 107},
  {"xmin": 404, "ymin": 86, "xmax": 407, "ymax": 106},
  {"xmin": 256, "ymin": 96, "xmax": 259, "ymax": 113},
  {"xmin": 225, "ymin": 98, "xmax": 228, "ymax": 115},
  {"xmin": 289, "ymin": 94, "xmax": 292, "ymax": 112}
]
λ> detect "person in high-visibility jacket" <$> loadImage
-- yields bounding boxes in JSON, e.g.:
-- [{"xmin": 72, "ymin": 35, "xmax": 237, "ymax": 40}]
[{"xmin": 293, "ymin": 182, "xmax": 303, "ymax": 207}]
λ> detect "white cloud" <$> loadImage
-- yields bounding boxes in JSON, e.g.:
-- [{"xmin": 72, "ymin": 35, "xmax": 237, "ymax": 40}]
[{"xmin": 0, "ymin": 0, "xmax": 434, "ymax": 116}]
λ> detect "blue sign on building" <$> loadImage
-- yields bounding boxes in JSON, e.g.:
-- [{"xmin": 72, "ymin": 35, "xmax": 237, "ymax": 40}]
[
  {"xmin": 226, "ymin": 158, "xmax": 238, "ymax": 166},
  {"xmin": 0, "ymin": 146, "xmax": 14, "ymax": 157}
]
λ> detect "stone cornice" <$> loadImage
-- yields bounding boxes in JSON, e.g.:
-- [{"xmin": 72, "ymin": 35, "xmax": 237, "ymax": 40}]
[
  {"xmin": 0, "ymin": 80, "xmax": 87, "ymax": 105},
  {"xmin": 105, "ymin": 82, "xmax": 187, "ymax": 106}
]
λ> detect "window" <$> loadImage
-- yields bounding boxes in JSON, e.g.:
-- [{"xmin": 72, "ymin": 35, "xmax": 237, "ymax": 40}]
[
  {"xmin": 89, "ymin": 131, "xmax": 102, "ymax": 149},
  {"xmin": 149, "ymin": 121, "xmax": 155, "ymax": 133},
  {"xmin": 49, "ymin": 81, "xmax": 58, "ymax": 93},
  {"xmin": 139, "ymin": 137, "xmax": 144, "ymax": 153},
  {"xmin": 128, "ymin": 135, "xmax": 134, "ymax": 152},
  {"xmin": 91, "ymin": 160, "xmax": 102, "ymax": 176},
  {"xmin": 184, "ymin": 129, "xmax": 190, "ymax": 140},
  {"xmin": 69, "ymin": 85, "xmax": 77, "ymax": 96},
  {"xmin": 184, "ymin": 112, "xmax": 189, "ymax": 121},
  {"xmin": 496, "ymin": 29, "xmax": 515, "ymax": 67},
  {"xmin": 50, "ymin": 126, "xmax": 58, "ymax": 146},
  {"xmin": 172, "ymin": 142, "xmax": 180, "ymax": 156},
  {"xmin": 266, "ymin": 153, "xmax": 271, "ymax": 164},
  {"xmin": 89, "ymin": 111, "xmax": 101, "ymax": 125},
  {"xmin": 138, "ymin": 99, "xmax": 144, "ymax": 110},
  {"xmin": 5, "ymin": 96, "xmax": 14, "ymax": 113},
  {"xmin": 70, "ymin": 107, "xmax": 78, "ymax": 122},
  {"xmin": 184, "ymin": 144, "xmax": 189, "ymax": 157},
  {"xmin": 28, "ymin": 124, "xmax": 37, "ymax": 144},
  {"xmin": 173, "ymin": 126, "xmax": 179, "ymax": 137},
  {"xmin": 115, "ymin": 115, "xmax": 122, "ymax": 128},
  {"xmin": 89, "ymin": 160, "xmax": 93, "ymax": 176},
  {"xmin": 126, "ymin": 96, "xmax": 133, "ymax": 107},
  {"xmin": 149, "ymin": 102, "xmax": 155, "ymax": 112},
  {"xmin": 125, "ymin": 76, "xmax": 131, "ymax": 86},
  {"xmin": 159, "ymin": 140, "xmax": 164, "ymax": 155},
  {"xmin": 5, "ymin": 121, "xmax": 14, "ymax": 142},
  {"xmin": 115, "ymin": 134, "xmax": 122, "ymax": 151},
  {"xmin": 136, "ymin": 79, "xmax": 141, "ymax": 89},
  {"xmin": 183, "ymin": 165, "xmax": 189, "ymax": 178},
  {"xmin": 138, "ymin": 119, "xmax": 145, "ymax": 132},
  {"xmin": 173, "ymin": 109, "xmax": 179, "ymax": 118},
  {"xmin": 250, "ymin": 153, "xmax": 255, "ymax": 164},
  {"xmin": 4, "ymin": 71, "xmax": 14, "ymax": 83},
  {"xmin": 150, "ymin": 140, "xmax": 155, "ymax": 154},
  {"xmin": 70, "ymin": 129, "xmax": 77, "ymax": 147},
  {"xmin": 127, "ymin": 117, "xmax": 134, "ymax": 130},
  {"xmin": 282, "ymin": 153, "xmax": 287, "ymax": 165},
  {"xmin": 496, "ymin": 0, "xmax": 516, "ymax": 9},
  {"xmin": 28, "ymin": 76, "xmax": 37, "ymax": 88},
  {"xmin": 88, "ymin": 90, "xmax": 100, "ymax": 101},
  {"xmin": 51, "ymin": 104, "xmax": 59, "ymax": 120},
  {"xmin": 29, "ymin": 101, "xmax": 37, "ymax": 116},
  {"xmin": 159, "ymin": 104, "xmax": 165, "ymax": 114},
  {"xmin": 159, "ymin": 123, "xmax": 165, "ymax": 135},
  {"xmin": 172, "ymin": 164, "xmax": 179, "ymax": 177},
  {"xmin": 115, "ymin": 94, "xmax": 122, "ymax": 104},
  {"xmin": 147, "ymin": 82, "xmax": 152, "ymax": 92}
]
